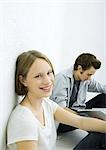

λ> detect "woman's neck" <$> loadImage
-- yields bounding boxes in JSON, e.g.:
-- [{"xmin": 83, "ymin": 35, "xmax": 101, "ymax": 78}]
[
  {"xmin": 21, "ymin": 94, "xmax": 43, "ymax": 111},
  {"xmin": 22, "ymin": 94, "xmax": 45, "ymax": 125}
]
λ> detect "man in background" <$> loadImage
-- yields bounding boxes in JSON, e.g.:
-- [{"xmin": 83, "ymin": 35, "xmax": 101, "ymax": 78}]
[{"xmin": 50, "ymin": 53, "xmax": 106, "ymax": 133}]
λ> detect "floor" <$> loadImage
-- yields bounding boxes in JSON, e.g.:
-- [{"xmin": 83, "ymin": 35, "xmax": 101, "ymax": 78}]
[{"xmin": 56, "ymin": 129, "xmax": 88, "ymax": 150}]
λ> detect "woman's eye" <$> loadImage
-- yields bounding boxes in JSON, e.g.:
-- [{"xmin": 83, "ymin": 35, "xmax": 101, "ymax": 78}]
[{"xmin": 35, "ymin": 75, "xmax": 41, "ymax": 78}]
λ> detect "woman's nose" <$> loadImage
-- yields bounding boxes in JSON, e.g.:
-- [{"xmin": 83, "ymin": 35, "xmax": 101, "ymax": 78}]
[{"xmin": 43, "ymin": 75, "xmax": 51, "ymax": 84}]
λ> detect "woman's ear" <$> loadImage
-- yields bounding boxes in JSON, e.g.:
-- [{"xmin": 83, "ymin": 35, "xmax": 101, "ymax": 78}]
[{"xmin": 19, "ymin": 75, "xmax": 27, "ymax": 87}]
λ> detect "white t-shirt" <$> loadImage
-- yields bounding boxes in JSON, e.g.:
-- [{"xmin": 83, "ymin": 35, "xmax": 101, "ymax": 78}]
[{"xmin": 7, "ymin": 99, "xmax": 58, "ymax": 150}]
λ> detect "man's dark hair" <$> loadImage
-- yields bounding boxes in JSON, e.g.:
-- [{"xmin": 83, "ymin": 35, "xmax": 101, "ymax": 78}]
[{"xmin": 74, "ymin": 53, "xmax": 101, "ymax": 70}]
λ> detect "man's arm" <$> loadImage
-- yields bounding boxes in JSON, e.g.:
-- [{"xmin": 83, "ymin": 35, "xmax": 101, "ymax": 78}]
[{"xmin": 88, "ymin": 79, "xmax": 106, "ymax": 93}]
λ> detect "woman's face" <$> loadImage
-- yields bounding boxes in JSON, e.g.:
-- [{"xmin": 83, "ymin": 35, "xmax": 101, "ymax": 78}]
[{"xmin": 23, "ymin": 58, "xmax": 54, "ymax": 99}]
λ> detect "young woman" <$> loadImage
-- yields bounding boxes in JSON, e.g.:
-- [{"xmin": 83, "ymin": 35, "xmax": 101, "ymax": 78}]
[{"xmin": 7, "ymin": 50, "xmax": 106, "ymax": 150}]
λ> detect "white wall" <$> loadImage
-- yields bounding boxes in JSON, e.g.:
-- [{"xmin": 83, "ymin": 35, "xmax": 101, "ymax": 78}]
[
  {"xmin": 0, "ymin": 0, "xmax": 106, "ymax": 150},
  {"xmin": 59, "ymin": 1, "xmax": 106, "ymax": 81}
]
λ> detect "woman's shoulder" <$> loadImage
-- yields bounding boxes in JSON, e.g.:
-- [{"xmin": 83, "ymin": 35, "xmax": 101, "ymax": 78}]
[
  {"xmin": 8, "ymin": 104, "xmax": 36, "ymax": 125},
  {"xmin": 43, "ymin": 98, "xmax": 58, "ymax": 112}
]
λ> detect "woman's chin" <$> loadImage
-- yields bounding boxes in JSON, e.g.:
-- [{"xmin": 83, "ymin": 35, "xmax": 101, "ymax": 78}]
[{"xmin": 44, "ymin": 92, "xmax": 52, "ymax": 97}]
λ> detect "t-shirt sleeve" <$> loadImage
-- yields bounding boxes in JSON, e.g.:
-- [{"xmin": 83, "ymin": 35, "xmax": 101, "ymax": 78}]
[
  {"xmin": 46, "ymin": 98, "xmax": 59, "ymax": 114},
  {"xmin": 7, "ymin": 108, "xmax": 39, "ymax": 145}
]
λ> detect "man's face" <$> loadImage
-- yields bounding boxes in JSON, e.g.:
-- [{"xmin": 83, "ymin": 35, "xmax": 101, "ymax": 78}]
[{"xmin": 74, "ymin": 66, "xmax": 96, "ymax": 81}]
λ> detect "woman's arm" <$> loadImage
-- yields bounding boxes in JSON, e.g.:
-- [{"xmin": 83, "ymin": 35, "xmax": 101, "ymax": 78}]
[
  {"xmin": 54, "ymin": 106, "xmax": 106, "ymax": 133},
  {"xmin": 17, "ymin": 140, "xmax": 38, "ymax": 150},
  {"xmin": 64, "ymin": 107, "xmax": 78, "ymax": 114}
]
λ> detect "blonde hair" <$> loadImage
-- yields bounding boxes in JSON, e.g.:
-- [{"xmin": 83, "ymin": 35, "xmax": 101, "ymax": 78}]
[{"xmin": 15, "ymin": 50, "xmax": 55, "ymax": 96}]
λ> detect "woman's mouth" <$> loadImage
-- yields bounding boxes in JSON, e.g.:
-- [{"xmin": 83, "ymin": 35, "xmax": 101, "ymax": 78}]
[{"xmin": 40, "ymin": 85, "xmax": 52, "ymax": 92}]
